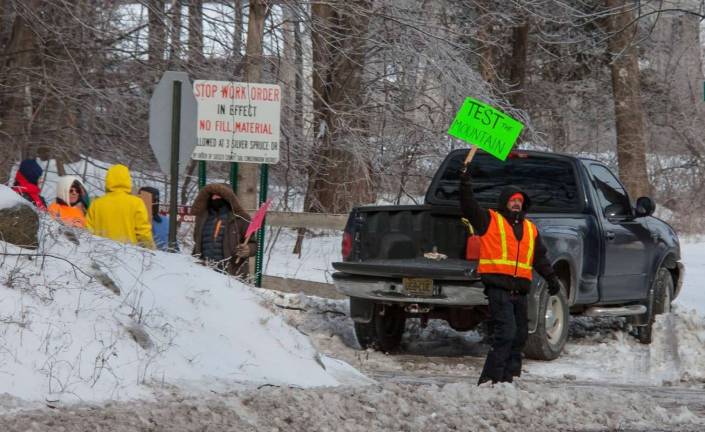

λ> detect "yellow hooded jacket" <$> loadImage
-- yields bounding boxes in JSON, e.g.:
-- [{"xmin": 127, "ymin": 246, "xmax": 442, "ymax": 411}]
[{"xmin": 86, "ymin": 164, "xmax": 155, "ymax": 249}]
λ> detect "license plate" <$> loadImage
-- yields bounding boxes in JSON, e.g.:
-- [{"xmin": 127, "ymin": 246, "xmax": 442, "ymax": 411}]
[{"xmin": 403, "ymin": 278, "xmax": 434, "ymax": 297}]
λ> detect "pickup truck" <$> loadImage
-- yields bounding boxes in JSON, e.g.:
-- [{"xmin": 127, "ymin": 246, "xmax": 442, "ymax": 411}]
[{"xmin": 332, "ymin": 149, "xmax": 683, "ymax": 360}]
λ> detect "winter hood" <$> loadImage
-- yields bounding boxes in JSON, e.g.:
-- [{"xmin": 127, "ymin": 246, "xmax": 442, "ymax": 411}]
[
  {"xmin": 192, "ymin": 183, "xmax": 249, "ymax": 220},
  {"xmin": 105, "ymin": 164, "xmax": 132, "ymax": 193},
  {"xmin": 55, "ymin": 175, "xmax": 84, "ymax": 205},
  {"xmin": 497, "ymin": 186, "xmax": 531, "ymax": 213}
]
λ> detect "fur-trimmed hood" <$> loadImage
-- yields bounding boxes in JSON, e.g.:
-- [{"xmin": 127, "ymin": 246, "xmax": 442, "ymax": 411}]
[{"xmin": 192, "ymin": 183, "xmax": 249, "ymax": 220}]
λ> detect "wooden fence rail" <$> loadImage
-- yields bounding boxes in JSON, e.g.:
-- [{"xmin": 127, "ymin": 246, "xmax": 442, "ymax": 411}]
[
  {"xmin": 163, "ymin": 204, "xmax": 348, "ymax": 230},
  {"xmin": 262, "ymin": 211, "xmax": 347, "ymax": 230}
]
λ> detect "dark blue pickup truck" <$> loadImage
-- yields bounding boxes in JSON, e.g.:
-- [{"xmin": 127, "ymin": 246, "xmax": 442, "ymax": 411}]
[{"xmin": 332, "ymin": 149, "xmax": 683, "ymax": 360}]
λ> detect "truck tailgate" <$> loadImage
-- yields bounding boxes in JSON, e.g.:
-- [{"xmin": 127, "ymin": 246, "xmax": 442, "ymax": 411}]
[{"xmin": 332, "ymin": 258, "xmax": 478, "ymax": 281}]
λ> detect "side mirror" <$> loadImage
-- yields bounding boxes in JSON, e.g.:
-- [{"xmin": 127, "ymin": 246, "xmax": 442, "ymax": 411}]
[
  {"xmin": 635, "ymin": 196, "xmax": 655, "ymax": 217},
  {"xmin": 604, "ymin": 203, "xmax": 628, "ymax": 219}
]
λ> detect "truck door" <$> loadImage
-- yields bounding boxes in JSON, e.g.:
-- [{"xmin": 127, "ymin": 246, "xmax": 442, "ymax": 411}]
[{"xmin": 588, "ymin": 164, "xmax": 652, "ymax": 302}]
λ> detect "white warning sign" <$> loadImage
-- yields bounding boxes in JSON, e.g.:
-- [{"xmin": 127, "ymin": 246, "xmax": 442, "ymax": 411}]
[{"xmin": 191, "ymin": 80, "xmax": 281, "ymax": 164}]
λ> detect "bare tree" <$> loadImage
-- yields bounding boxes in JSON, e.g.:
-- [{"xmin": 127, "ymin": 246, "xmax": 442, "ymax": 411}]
[
  {"xmin": 305, "ymin": 0, "xmax": 376, "ymax": 214},
  {"xmin": 148, "ymin": 0, "xmax": 166, "ymax": 78},
  {"xmin": 605, "ymin": 0, "xmax": 650, "ymax": 198}
]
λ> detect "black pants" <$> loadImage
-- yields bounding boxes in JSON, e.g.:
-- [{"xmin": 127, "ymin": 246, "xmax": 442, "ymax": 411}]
[{"xmin": 478, "ymin": 286, "xmax": 528, "ymax": 384}]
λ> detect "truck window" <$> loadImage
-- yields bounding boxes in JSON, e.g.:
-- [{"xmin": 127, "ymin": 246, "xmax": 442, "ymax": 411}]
[
  {"xmin": 588, "ymin": 164, "xmax": 632, "ymax": 218},
  {"xmin": 433, "ymin": 152, "xmax": 581, "ymax": 213}
]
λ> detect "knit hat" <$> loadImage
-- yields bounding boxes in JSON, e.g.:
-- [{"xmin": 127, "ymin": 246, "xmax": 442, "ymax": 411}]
[
  {"xmin": 509, "ymin": 192, "xmax": 524, "ymax": 203},
  {"xmin": 18, "ymin": 159, "xmax": 43, "ymax": 185}
]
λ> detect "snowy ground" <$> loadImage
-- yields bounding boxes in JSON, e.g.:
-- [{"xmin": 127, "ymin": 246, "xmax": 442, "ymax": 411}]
[{"xmin": 4, "ymin": 162, "xmax": 705, "ymax": 429}]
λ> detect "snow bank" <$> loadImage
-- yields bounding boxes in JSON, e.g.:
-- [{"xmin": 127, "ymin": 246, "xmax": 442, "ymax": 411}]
[
  {"xmin": 677, "ymin": 239, "xmax": 705, "ymax": 315},
  {"xmin": 3, "ymin": 379, "xmax": 699, "ymax": 431},
  {"xmin": 0, "ymin": 219, "xmax": 367, "ymax": 406},
  {"xmin": 0, "ymin": 185, "xmax": 27, "ymax": 209}
]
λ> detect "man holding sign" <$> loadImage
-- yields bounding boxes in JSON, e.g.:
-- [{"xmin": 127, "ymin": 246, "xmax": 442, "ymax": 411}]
[{"xmin": 449, "ymin": 99, "xmax": 562, "ymax": 385}]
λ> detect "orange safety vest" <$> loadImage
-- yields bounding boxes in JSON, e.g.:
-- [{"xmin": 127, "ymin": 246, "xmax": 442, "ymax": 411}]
[
  {"xmin": 477, "ymin": 209, "xmax": 537, "ymax": 280},
  {"xmin": 48, "ymin": 202, "xmax": 86, "ymax": 228}
]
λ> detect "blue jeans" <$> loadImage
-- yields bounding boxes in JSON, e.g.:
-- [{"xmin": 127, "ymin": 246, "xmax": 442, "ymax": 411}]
[{"xmin": 478, "ymin": 286, "xmax": 528, "ymax": 384}]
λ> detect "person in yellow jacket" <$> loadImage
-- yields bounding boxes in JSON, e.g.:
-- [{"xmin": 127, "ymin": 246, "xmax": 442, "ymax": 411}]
[{"xmin": 86, "ymin": 164, "xmax": 155, "ymax": 249}]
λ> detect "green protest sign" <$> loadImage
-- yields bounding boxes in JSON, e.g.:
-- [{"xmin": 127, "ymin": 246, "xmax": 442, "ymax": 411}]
[{"xmin": 447, "ymin": 98, "xmax": 524, "ymax": 161}]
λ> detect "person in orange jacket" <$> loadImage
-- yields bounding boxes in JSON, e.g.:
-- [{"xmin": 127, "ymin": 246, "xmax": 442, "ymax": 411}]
[
  {"xmin": 48, "ymin": 175, "xmax": 89, "ymax": 228},
  {"xmin": 86, "ymin": 164, "xmax": 155, "ymax": 249},
  {"xmin": 459, "ymin": 165, "xmax": 562, "ymax": 385}
]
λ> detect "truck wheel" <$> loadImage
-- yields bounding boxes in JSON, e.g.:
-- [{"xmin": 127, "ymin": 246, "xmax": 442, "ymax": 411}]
[
  {"xmin": 636, "ymin": 267, "xmax": 674, "ymax": 344},
  {"xmin": 353, "ymin": 321, "xmax": 376, "ymax": 349},
  {"xmin": 373, "ymin": 305, "xmax": 406, "ymax": 352},
  {"xmin": 524, "ymin": 283, "xmax": 569, "ymax": 361}
]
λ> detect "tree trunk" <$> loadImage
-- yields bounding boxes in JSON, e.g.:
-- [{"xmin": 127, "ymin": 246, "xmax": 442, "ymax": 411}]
[
  {"xmin": 168, "ymin": 0, "xmax": 182, "ymax": 65},
  {"xmin": 148, "ymin": 0, "xmax": 166, "ymax": 78},
  {"xmin": 0, "ymin": 1, "xmax": 38, "ymax": 182},
  {"xmin": 239, "ymin": 0, "xmax": 267, "ymax": 213},
  {"xmin": 187, "ymin": 0, "xmax": 203, "ymax": 68},
  {"xmin": 291, "ymin": 6, "xmax": 306, "ymax": 255},
  {"xmin": 233, "ymin": 0, "xmax": 244, "ymax": 59},
  {"xmin": 509, "ymin": 18, "xmax": 529, "ymax": 108},
  {"xmin": 305, "ymin": 0, "xmax": 375, "ymax": 215},
  {"xmin": 476, "ymin": 0, "xmax": 496, "ymax": 84},
  {"xmin": 606, "ymin": 0, "xmax": 650, "ymax": 198},
  {"xmin": 0, "ymin": 0, "xmax": 10, "ymax": 48},
  {"xmin": 281, "ymin": 4, "xmax": 297, "ymax": 207}
]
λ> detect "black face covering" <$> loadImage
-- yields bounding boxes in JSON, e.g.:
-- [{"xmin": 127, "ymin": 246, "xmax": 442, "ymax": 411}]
[
  {"xmin": 503, "ymin": 209, "xmax": 522, "ymax": 223},
  {"xmin": 209, "ymin": 197, "xmax": 227, "ymax": 211}
]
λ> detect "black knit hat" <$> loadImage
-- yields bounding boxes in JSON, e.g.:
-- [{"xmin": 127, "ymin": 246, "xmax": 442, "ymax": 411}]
[{"xmin": 18, "ymin": 159, "xmax": 43, "ymax": 185}]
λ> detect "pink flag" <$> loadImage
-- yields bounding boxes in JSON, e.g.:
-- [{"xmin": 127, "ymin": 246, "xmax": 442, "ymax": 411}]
[{"xmin": 245, "ymin": 198, "xmax": 273, "ymax": 239}]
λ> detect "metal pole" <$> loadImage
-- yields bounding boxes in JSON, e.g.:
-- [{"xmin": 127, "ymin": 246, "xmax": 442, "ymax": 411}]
[
  {"xmin": 230, "ymin": 162, "xmax": 239, "ymax": 191},
  {"xmin": 168, "ymin": 80, "xmax": 182, "ymax": 251},
  {"xmin": 198, "ymin": 160, "xmax": 207, "ymax": 189},
  {"xmin": 255, "ymin": 164, "xmax": 268, "ymax": 287}
]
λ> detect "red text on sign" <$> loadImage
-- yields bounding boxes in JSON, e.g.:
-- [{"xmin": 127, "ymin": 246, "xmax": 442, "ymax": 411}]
[
  {"xmin": 194, "ymin": 83, "xmax": 218, "ymax": 98},
  {"xmin": 199, "ymin": 120, "xmax": 212, "ymax": 131}
]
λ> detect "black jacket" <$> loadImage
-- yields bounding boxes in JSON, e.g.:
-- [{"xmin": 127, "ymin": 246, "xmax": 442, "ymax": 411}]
[
  {"xmin": 201, "ymin": 206, "xmax": 229, "ymax": 262},
  {"xmin": 459, "ymin": 173, "xmax": 556, "ymax": 293}
]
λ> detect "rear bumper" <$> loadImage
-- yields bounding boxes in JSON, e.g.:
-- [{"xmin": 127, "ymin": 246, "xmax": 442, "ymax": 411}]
[{"xmin": 332, "ymin": 272, "xmax": 487, "ymax": 306}]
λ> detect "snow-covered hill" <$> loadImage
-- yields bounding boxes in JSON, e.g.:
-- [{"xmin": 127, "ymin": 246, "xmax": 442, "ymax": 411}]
[{"xmin": 0, "ymin": 186, "xmax": 366, "ymax": 407}]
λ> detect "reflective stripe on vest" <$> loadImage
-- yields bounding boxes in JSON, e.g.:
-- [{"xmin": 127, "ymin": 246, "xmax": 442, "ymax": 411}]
[{"xmin": 477, "ymin": 210, "xmax": 537, "ymax": 280}]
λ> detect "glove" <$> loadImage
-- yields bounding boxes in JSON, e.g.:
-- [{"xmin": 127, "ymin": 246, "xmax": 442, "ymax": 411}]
[
  {"xmin": 547, "ymin": 276, "xmax": 562, "ymax": 296},
  {"xmin": 235, "ymin": 243, "xmax": 251, "ymax": 258},
  {"xmin": 459, "ymin": 164, "xmax": 472, "ymax": 184}
]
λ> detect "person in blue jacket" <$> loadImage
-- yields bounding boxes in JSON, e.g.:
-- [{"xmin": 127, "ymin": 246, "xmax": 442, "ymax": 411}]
[{"xmin": 138, "ymin": 186, "xmax": 173, "ymax": 251}]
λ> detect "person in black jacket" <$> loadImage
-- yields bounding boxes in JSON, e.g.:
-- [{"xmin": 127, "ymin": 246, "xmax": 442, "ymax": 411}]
[{"xmin": 459, "ymin": 166, "xmax": 563, "ymax": 385}]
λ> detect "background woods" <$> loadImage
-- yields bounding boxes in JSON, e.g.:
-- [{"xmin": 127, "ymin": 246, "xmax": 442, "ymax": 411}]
[{"xmin": 2, "ymin": 1, "xmax": 705, "ymax": 232}]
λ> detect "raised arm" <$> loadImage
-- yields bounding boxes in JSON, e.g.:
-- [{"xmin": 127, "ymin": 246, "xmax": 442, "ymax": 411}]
[{"xmin": 459, "ymin": 168, "xmax": 491, "ymax": 235}]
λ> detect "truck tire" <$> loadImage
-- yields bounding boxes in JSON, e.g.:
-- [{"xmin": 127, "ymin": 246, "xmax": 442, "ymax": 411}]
[
  {"xmin": 373, "ymin": 305, "xmax": 406, "ymax": 352},
  {"xmin": 353, "ymin": 321, "xmax": 376, "ymax": 349},
  {"xmin": 524, "ymin": 283, "xmax": 569, "ymax": 361},
  {"xmin": 637, "ymin": 267, "xmax": 673, "ymax": 344},
  {"xmin": 353, "ymin": 304, "xmax": 406, "ymax": 352},
  {"xmin": 350, "ymin": 297, "xmax": 377, "ymax": 349}
]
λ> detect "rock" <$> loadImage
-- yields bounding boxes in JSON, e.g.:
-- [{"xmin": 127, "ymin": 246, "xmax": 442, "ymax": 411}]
[{"xmin": 0, "ymin": 203, "xmax": 39, "ymax": 249}]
